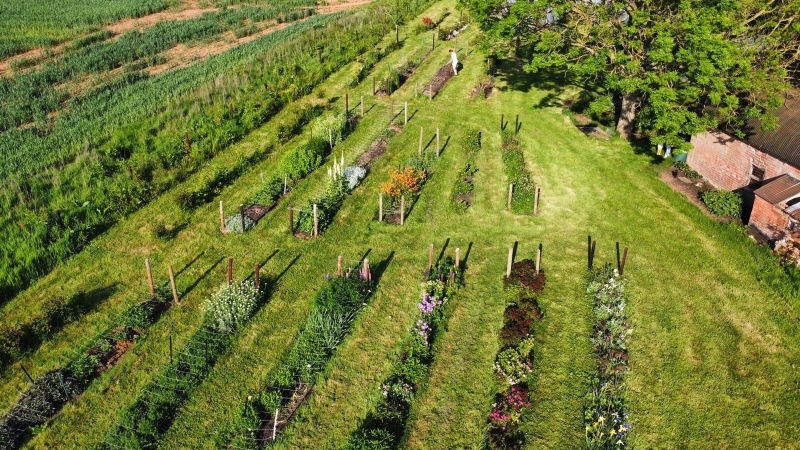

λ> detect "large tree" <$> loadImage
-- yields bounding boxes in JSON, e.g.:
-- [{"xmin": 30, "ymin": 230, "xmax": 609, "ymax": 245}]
[{"xmin": 462, "ymin": 0, "xmax": 800, "ymax": 147}]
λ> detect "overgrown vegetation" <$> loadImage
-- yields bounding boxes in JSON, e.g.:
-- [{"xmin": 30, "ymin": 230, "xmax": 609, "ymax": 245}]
[
  {"xmin": 450, "ymin": 128, "xmax": 480, "ymax": 213},
  {"xmin": 501, "ymin": 130, "xmax": 536, "ymax": 214},
  {"xmin": 700, "ymin": 190, "xmax": 742, "ymax": 217}
]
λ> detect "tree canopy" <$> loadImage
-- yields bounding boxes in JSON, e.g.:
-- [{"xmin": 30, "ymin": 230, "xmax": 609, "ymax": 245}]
[{"xmin": 461, "ymin": 0, "xmax": 800, "ymax": 148}]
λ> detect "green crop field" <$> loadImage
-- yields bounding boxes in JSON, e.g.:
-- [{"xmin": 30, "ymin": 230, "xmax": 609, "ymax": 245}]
[{"xmin": 1, "ymin": 0, "xmax": 799, "ymax": 449}]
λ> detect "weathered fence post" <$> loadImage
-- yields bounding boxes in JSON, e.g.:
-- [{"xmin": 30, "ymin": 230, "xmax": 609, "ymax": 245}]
[
  {"xmin": 404, "ymin": 102, "xmax": 408, "ymax": 124},
  {"xmin": 507, "ymin": 184, "xmax": 513, "ymax": 211},
  {"xmin": 536, "ymin": 245, "xmax": 542, "ymax": 274},
  {"xmin": 534, "ymin": 186, "xmax": 540, "ymax": 215},
  {"xmin": 429, "ymin": 243, "xmax": 434, "ymax": 269},
  {"xmin": 169, "ymin": 265, "xmax": 179, "ymax": 303},
  {"xmin": 620, "ymin": 247, "xmax": 628, "ymax": 276},
  {"xmin": 455, "ymin": 248, "xmax": 461, "ymax": 269},
  {"xmin": 289, "ymin": 205, "xmax": 294, "ymax": 235},
  {"xmin": 379, "ymin": 193, "xmax": 384, "ymax": 222},
  {"xmin": 219, "ymin": 201, "xmax": 226, "ymax": 232},
  {"xmin": 506, "ymin": 246, "xmax": 514, "ymax": 277},
  {"xmin": 239, "ymin": 204, "xmax": 246, "ymax": 233},
  {"xmin": 272, "ymin": 409, "xmax": 279, "ymax": 440},
  {"xmin": 228, "ymin": 257, "xmax": 233, "ymax": 285},
  {"xmin": 337, "ymin": 255, "xmax": 343, "ymax": 277},
  {"xmin": 418, "ymin": 127, "xmax": 424, "ymax": 155},
  {"xmin": 345, "ymin": 93, "xmax": 349, "ymax": 116},
  {"xmin": 313, "ymin": 204, "xmax": 319, "ymax": 237},
  {"xmin": 400, "ymin": 196, "xmax": 405, "ymax": 225},
  {"xmin": 145, "ymin": 258, "xmax": 155, "ymax": 296}
]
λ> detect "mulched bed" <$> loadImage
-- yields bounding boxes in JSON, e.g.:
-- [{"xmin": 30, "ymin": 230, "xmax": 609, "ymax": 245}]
[
  {"xmin": 244, "ymin": 204, "xmax": 272, "ymax": 222},
  {"xmin": 577, "ymin": 125, "xmax": 611, "ymax": 140},
  {"xmin": 355, "ymin": 137, "xmax": 389, "ymax": 168},
  {"xmin": 469, "ymin": 77, "xmax": 494, "ymax": 99}
]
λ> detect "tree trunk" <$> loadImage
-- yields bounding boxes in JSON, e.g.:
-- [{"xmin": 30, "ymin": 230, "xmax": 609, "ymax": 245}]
[{"xmin": 616, "ymin": 92, "xmax": 638, "ymax": 139}]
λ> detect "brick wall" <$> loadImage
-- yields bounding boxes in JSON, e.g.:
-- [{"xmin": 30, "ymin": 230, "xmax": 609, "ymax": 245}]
[
  {"xmin": 688, "ymin": 130, "xmax": 800, "ymax": 190},
  {"xmin": 750, "ymin": 196, "xmax": 790, "ymax": 240}
]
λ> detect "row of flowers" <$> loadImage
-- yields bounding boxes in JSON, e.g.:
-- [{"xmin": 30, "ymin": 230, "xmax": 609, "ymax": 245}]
[
  {"xmin": 227, "ymin": 266, "xmax": 374, "ymax": 449},
  {"xmin": 342, "ymin": 258, "xmax": 462, "ymax": 449},
  {"xmin": 584, "ymin": 265, "xmax": 632, "ymax": 449},
  {"xmin": 487, "ymin": 259, "xmax": 546, "ymax": 449}
]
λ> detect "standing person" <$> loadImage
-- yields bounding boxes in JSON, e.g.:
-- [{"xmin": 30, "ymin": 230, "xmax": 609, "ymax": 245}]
[{"xmin": 449, "ymin": 48, "xmax": 459, "ymax": 76}]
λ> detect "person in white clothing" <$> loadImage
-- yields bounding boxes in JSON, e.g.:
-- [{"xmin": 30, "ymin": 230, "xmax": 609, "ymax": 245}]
[{"xmin": 450, "ymin": 49, "xmax": 458, "ymax": 76}]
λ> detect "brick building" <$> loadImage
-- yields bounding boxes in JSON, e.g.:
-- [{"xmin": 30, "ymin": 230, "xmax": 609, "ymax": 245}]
[{"xmin": 687, "ymin": 92, "xmax": 800, "ymax": 240}]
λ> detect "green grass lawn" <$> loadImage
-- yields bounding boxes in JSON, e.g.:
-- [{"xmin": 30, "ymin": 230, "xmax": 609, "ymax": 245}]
[{"xmin": 2, "ymin": 0, "xmax": 799, "ymax": 448}]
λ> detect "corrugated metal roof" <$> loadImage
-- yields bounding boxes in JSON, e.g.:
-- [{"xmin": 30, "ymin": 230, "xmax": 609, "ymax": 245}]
[
  {"xmin": 744, "ymin": 92, "xmax": 800, "ymax": 169},
  {"xmin": 754, "ymin": 173, "xmax": 800, "ymax": 204}
]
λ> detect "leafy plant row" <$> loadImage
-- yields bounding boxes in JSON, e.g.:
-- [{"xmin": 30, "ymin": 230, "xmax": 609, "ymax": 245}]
[
  {"xmin": 501, "ymin": 130, "xmax": 537, "ymax": 214},
  {"xmin": 0, "ymin": 1, "xmax": 432, "ymax": 304},
  {"xmin": 342, "ymin": 258, "xmax": 463, "ymax": 450},
  {"xmin": 450, "ymin": 128, "xmax": 481, "ymax": 213},
  {"xmin": 486, "ymin": 259, "xmax": 546, "ymax": 449},
  {"xmin": 227, "ymin": 267, "xmax": 374, "ymax": 449},
  {"xmin": 102, "ymin": 280, "xmax": 266, "ymax": 449},
  {"xmin": 0, "ymin": 288, "xmax": 172, "ymax": 450},
  {"xmin": 584, "ymin": 265, "xmax": 632, "ymax": 449}
]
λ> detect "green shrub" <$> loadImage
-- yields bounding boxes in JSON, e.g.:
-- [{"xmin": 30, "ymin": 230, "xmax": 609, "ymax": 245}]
[
  {"xmin": 118, "ymin": 287, "xmax": 170, "ymax": 330},
  {"xmin": 251, "ymin": 175, "xmax": 285, "ymax": 205},
  {"xmin": 674, "ymin": 161, "xmax": 702, "ymax": 180},
  {"xmin": 314, "ymin": 275, "xmax": 368, "ymax": 313},
  {"xmin": 700, "ymin": 190, "xmax": 742, "ymax": 217}
]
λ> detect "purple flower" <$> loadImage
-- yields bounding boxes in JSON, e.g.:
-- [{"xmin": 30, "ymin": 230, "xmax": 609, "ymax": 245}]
[{"xmin": 326, "ymin": 273, "xmax": 332, "ymax": 281}]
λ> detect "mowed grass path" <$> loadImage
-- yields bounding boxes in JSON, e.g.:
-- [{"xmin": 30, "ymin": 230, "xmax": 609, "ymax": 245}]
[{"xmin": 2, "ymin": 1, "xmax": 798, "ymax": 447}]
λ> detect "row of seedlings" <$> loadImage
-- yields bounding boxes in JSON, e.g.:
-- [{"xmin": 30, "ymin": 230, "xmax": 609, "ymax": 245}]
[
  {"xmin": 486, "ymin": 247, "xmax": 546, "ymax": 449},
  {"xmin": 101, "ymin": 259, "xmax": 273, "ymax": 449},
  {"xmin": 226, "ymin": 255, "xmax": 379, "ymax": 448},
  {"xmin": 450, "ymin": 128, "xmax": 481, "ymax": 213},
  {"xmin": 0, "ymin": 260, "xmax": 179, "ymax": 450},
  {"xmin": 584, "ymin": 242, "xmax": 632, "ymax": 449},
  {"xmin": 342, "ymin": 246, "xmax": 464, "ymax": 449},
  {"xmin": 501, "ymin": 129, "xmax": 540, "ymax": 214}
]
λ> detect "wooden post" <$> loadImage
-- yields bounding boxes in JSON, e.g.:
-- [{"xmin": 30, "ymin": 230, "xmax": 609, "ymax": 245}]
[
  {"xmin": 404, "ymin": 102, "xmax": 408, "ymax": 124},
  {"xmin": 272, "ymin": 409, "xmax": 279, "ymax": 440},
  {"xmin": 228, "ymin": 257, "xmax": 233, "ymax": 285},
  {"xmin": 534, "ymin": 186, "xmax": 540, "ymax": 215},
  {"xmin": 255, "ymin": 263, "xmax": 260, "ymax": 290},
  {"xmin": 400, "ymin": 196, "xmax": 405, "ymax": 225},
  {"xmin": 515, "ymin": 114, "xmax": 519, "ymax": 133},
  {"xmin": 289, "ymin": 205, "xmax": 294, "ymax": 234},
  {"xmin": 373, "ymin": 76, "xmax": 376, "ymax": 95},
  {"xmin": 313, "ymin": 204, "xmax": 319, "ymax": 237},
  {"xmin": 455, "ymin": 248, "xmax": 460, "ymax": 269},
  {"xmin": 239, "ymin": 204, "xmax": 246, "ymax": 233},
  {"xmin": 20, "ymin": 365, "xmax": 34, "ymax": 383},
  {"xmin": 360, "ymin": 95, "xmax": 364, "ymax": 117},
  {"xmin": 418, "ymin": 127, "xmax": 424, "ymax": 155},
  {"xmin": 436, "ymin": 128, "xmax": 440, "ymax": 157},
  {"xmin": 506, "ymin": 246, "xmax": 514, "ymax": 277},
  {"xmin": 185, "ymin": 132, "xmax": 191, "ymax": 152},
  {"xmin": 169, "ymin": 265, "xmax": 179, "ymax": 303},
  {"xmin": 145, "ymin": 259, "xmax": 155, "ymax": 296},
  {"xmin": 536, "ymin": 246, "xmax": 542, "ymax": 274},
  {"xmin": 501, "ymin": 113, "xmax": 504, "ymax": 131},
  {"xmin": 429, "ymin": 243, "xmax": 434, "ymax": 269},
  {"xmin": 616, "ymin": 242, "xmax": 621, "ymax": 273},
  {"xmin": 345, "ymin": 93, "xmax": 349, "ymax": 116},
  {"xmin": 337, "ymin": 255, "xmax": 343, "ymax": 277},
  {"xmin": 219, "ymin": 201, "xmax": 225, "ymax": 232},
  {"xmin": 620, "ymin": 247, "xmax": 628, "ymax": 276},
  {"xmin": 507, "ymin": 184, "xmax": 513, "ymax": 211},
  {"xmin": 379, "ymin": 193, "xmax": 384, "ymax": 222}
]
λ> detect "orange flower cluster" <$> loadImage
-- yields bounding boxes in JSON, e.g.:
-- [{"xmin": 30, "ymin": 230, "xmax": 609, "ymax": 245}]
[{"xmin": 381, "ymin": 167, "xmax": 426, "ymax": 198}]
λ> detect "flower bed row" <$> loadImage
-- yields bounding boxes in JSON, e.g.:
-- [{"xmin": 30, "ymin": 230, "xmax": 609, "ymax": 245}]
[
  {"xmin": 487, "ymin": 259, "xmax": 546, "ymax": 449},
  {"xmin": 501, "ymin": 131, "xmax": 536, "ymax": 214},
  {"xmin": 342, "ymin": 258, "xmax": 462, "ymax": 449},
  {"xmin": 227, "ymin": 266, "xmax": 374, "ymax": 448},
  {"xmin": 380, "ymin": 141, "xmax": 444, "ymax": 224},
  {"xmin": 450, "ymin": 128, "xmax": 481, "ymax": 213},
  {"xmin": 0, "ymin": 288, "xmax": 172, "ymax": 450},
  {"xmin": 374, "ymin": 45, "xmax": 433, "ymax": 95},
  {"xmin": 584, "ymin": 265, "xmax": 632, "ymax": 449},
  {"xmin": 102, "ymin": 280, "xmax": 265, "ymax": 448}
]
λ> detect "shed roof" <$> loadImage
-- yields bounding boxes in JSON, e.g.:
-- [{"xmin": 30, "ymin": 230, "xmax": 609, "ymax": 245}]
[
  {"xmin": 743, "ymin": 92, "xmax": 800, "ymax": 169},
  {"xmin": 754, "ymin": 173, "xmax": 800, "ymax": 205}
]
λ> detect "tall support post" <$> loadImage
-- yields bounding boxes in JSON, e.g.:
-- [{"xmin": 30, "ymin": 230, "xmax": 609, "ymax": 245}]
[
  {"xmin": 239, "ymin": 204, "xmax": 246, "ymax": 233},
  {"xmin": 313, "ymin": 204, "xmax": 319, "ymax": 237},
  {"xmin": 169, "ymin": 265, "xmax": 179, "ymax": 303},
  {"xmin": 337, "ymin": 255, "xmax": 343, "ymax": 277},
  {"xmin": 145, "ymin": 258, "xmax": 155, "ymax": 296},
  {"xmin": 379, "ymin": 193, "xmax": 384, "ymax": 222},
  {"xmin": 534, "ymin": 186, "xmax": 540, "ymax": 215},
  {"xmin": 400, "ymin": 196, "xmax": 405, "ymax": 225},
  {"xmin": 455, "ymin": 248, "xmax": 461, "ymax": 269},
  {"xmin": 272, "ymin": 409, "xmax": 279, "ymax": 440},
  {"xmin": 345, "ymin": 93, "xmax": 349, "ymax": 116},
  {"xmin": 228, "ymin": 257, "xmax": 233, "ymax": 285},
  {"xmin": 536, "ymin": 246, "xmax": 542, "ymax": 274},
  {"xmin": 219, "ymin": 201, "xmax": 226, "ymax": 232},
  {"xmin": 506, "ymin": 246, "xmax": 514, "ymax": 277},
  {"xmin": 429, "ymin": 243, "xmax": 434, "ymax": 269},
  {"xmin": 255, "ymin": 263, "xmax": 260, "ymax": 290},
  {"xmin": 404, "ymin": 102, "xmax": 408, "ymax": 124},
  {"xmin": 507, "ymin": 184, "xmax": 513, "ymax": 211}
]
